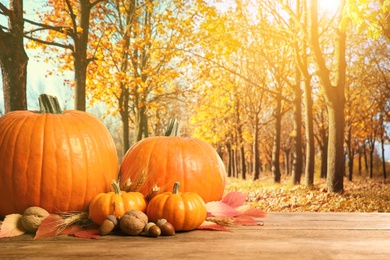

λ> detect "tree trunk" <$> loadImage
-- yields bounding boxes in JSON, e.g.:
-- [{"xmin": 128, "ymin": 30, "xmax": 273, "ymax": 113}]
[
  {"xmin": 253, "ymin": 119, "xmax": 261, "ymax": 180},
  {"xmin": 236, "ymin": 106, "xmax": 247, "ymax": 179},
  {"xmin": 271, "ymin": 94, "xmax": 282, "ymax": 183},
  {"xmin": 364, "ymin": 145, "xmax": 369, "ymax": 173},
  {"xmin": 73, "ymin": 55, "xmax": 88, "ymax": 111},
  {"xmin": 0, "ymin": 0, "xmax": 27, "ymax": 113},
  {"xmin": 368, "ymin": 139, "xmax": 375, "ymax": 178},
  {"xmin": 346, "ymin": 126, "xmax": 353, "ymax": 181},
  {"xmin": 358, "ymin": 147, "xmax": 362, "ymax": 176},
  {"xmin": 326, "ymin": 101, "xmax": 345, "ymax": 192},
  {"xmin": 304, "ymin": 76, "xmax": 315, "ymax": 187},
  {"xmin": 284, "ymin": 150, "xmax": 291, "ymax": 175},
  {"xmin": 135, "ymin": 106, "xmax": 148, "ymax": 141},
  {"xmin": 119, "ymin": 88, "xmax": 130, "ymax": 155},
  {"xmin": 116, "ymin": 0, "xmax": 136, "ymax": 155},
  {"xmin": 347, "ymin": 148, "xmax": 354, "ymax": 182},
  {"xmin": 73, "ymin": 0, "xmax": 93, "ymax": 111},
  {"xmin": 233, "ymin": 148, "xmax": 237, "ymax": 178},
  {"xmin": 240, "ymin": 145, "xmax": 246, "ymax": 179},
  {"xmin": 226, "ymin": 142, "xmax": 233, "ymax": 178},
  {"xmin": 309, "ymin": 0, "xmax": 346, "ymax": 193},
  {"xmin": 292, "ymin": 69, "xmax": 303, "ymax": 184},
  {"xmin": 379, "ymin": 114, "xmax": 387, "ymax": 179},
  {"xmin": 320, "ymin": 139, "xmax": 328, "ymax": 179},
  {"xmin": 381, "ymin": 137, "xmax": 387, "ymax": 179}
]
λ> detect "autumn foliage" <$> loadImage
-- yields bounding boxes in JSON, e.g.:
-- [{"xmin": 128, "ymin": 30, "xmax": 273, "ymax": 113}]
[{"xmin": 0, "ymin": 0, "xmax": 389, "ymax": 193}]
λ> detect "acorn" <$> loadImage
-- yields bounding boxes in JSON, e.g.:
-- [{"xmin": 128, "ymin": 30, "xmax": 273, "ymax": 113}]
[
  {"xmin": 156, "ymin": 219, "xmax": 175, "ymax": 236},
  {"xmin": 143, "ymin": 222, "xmax": 161, "ymax": 237},
  {"xmin": 99, "ymin": 215, "xmax": 118, "ymax": 236}
]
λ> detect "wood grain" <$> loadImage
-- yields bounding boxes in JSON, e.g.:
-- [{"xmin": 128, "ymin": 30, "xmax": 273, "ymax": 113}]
[{"xmin": 1, "ymin": 212, "xmax": 389, "ymax": 259}]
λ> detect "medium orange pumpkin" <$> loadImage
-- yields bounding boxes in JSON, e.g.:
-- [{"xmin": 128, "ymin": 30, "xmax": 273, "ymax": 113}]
[
  {"xmin": 120, "ymin": 127, "xmax": 226, "ymax": 203},
  {"xmin": 146, "ymin": 182, "xmax": 207, "ymax": 231},
  {"xmin": 0, "ymin": 94, "xmax": 118, "ymax": 216},
  {"xmin": 89, "ymin": 182, "xmax": 147, "ymax": 225}
]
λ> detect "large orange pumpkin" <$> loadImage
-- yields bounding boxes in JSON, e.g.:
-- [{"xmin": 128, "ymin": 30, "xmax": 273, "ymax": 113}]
[
  {"xmin": 120, "ymin": 126, "xmax": 226, "ymax": 203},
  {"xmin": 0, "ymin": 94, "xmax": 118, "ymax": 216}
]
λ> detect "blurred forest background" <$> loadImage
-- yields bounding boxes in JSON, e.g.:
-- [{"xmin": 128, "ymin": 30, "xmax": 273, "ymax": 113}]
[{"xmin": 1, "ymin": 0, "xmax": 390, "ymax": 194}]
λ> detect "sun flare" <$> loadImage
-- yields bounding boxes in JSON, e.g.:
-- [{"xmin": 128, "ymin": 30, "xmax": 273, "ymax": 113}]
[{"xmin": 319, "ymin": 0, "xmax": 341, "ymax": 13}]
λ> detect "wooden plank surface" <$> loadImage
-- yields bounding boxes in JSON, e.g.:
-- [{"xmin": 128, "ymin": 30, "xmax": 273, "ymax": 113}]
[{"xmin": 1, "ymin": 212, "xmax": 390, "ymax": 259}]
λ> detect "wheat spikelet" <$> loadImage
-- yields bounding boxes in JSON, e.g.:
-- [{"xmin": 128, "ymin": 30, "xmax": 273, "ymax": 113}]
[
  {"xmin": 206, "ymin": 217, "xmax": 235, "ymax": 226},
  {"xmin": 145, "ymin": 185, "xmax": 161, "ymax": 201},
  {"xmin": 130, "ymin": 170, "xmax": 148, "ymax": 192}
]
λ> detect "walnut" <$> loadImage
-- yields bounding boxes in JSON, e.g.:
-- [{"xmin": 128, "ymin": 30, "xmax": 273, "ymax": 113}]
[
  {"xmin": 119, "ymin": 210, "xmax": 148, "ymax": 236},
  {"xmin": 21, "ymin": 206, "xmax": 50, "ymax": 233}
]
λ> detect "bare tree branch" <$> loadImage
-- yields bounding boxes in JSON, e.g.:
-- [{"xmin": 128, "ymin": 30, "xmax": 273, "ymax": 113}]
[
  {"xmin": 23, "ymin": 17, "xmax": 75, "ymax": 37},
  {"xmin": 91, "ymin": 0, "xmax": 107, "ymax": 8},
  {"xmin": 24, "ymin": 34, "xmax": 74, "ymax": 51},
  {"xmin": 0, "ymin": 3, "xmax": 12, "ymax": 17}
]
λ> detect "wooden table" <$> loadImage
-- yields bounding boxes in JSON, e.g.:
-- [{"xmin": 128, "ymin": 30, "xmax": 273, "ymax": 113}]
[{"xmin": 1, "ymin": 212, "xmax": 390, "ymax": 259}]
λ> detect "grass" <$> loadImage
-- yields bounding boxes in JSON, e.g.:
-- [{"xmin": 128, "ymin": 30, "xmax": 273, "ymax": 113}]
[{"xmin": 225, "ymin": 173, "xmax": 390, "ymax": 212}]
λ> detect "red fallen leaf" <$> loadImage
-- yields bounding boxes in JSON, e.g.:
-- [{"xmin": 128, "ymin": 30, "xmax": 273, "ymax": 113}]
[
  {"xmin": 63, "ymin": 225, "xmax": 100, "ymax": 239},
  {"xmin": 235, "ymin": 205, "xmax": 267, "ymax": 218},
  {"xmin": 35, "ymin": 215, "xmax": 100, "ymax": 239},
  {"xmin": 34, "ymin": 214, "xmax": 64, "ymax": 239},
  {"xmin": 60, "ymin": 224, "xmax": 80, "ymax": 235},
  {"xmin": 206, "ymin": 201, "xmax": 241, "ymax": 218},
  {"xmin": 204, "ymin": 192, "xmax": 266, "ymax": 231},
  {"xmin": 222, "ymin": 192, "xmax": 247, "ymax": 208},
  {"xmin": 197, "ymin": 221, "xmax": 232, "ymax": 232},
  {"xmin": 233, "ymin": 214, "xmax": 259, "ymax": 226},
  {"xmin": 0, "ymin": 214, "xmax": 26, "ymax": 238}
]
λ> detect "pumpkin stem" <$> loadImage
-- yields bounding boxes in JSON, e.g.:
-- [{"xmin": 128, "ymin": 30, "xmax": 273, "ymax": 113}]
[
  {"xmin": 39, "ymin": 94, "xmax": 63, "ymax": 114},
  {"xmin": 111, "ymin": 181, "xmax": 122, "ymax": 195},
  {"xmin": 165, "ymin": 118, "xmax": 179, "ymax": 136},
  {"xmin": 172, "ymin": 182, "xmax": 180, "ymax": 194}
]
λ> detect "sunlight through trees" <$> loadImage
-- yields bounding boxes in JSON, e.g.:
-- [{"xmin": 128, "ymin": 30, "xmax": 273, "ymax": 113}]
[{"xmin": 0, "ymin": 0, "xmax": 389, "ymax": 193}]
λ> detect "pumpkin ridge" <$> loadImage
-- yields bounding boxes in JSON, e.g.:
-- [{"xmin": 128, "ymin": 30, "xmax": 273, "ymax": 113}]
[
  {"xmin": 5, "ymin": 114, "xmax": 31, "ymax": 213},
  {"xmin": 78, "ymin": 113, "xmax": 98, "ymax": 207},
  {"xmin": 66, "ymin": 113, "xmax": 91, "ymax": 210},
  {"xmin": 147, "ymin": 137, "xmax": 161, "ymax": 193},
  {"xmin": 187, "ymin": 138, "xmax": 210, "ymax": 199},
  {"xmin": 42, "ymin": 113, "xmax": 66, "ymax": 212},
  {"xmin": 193, "ymin": 138, "xmax": 226, "ymax": 201},
  {"xmin": 186, "ymin": 193, "xmax": 206, "ymax": 228},
  {"xmin": 177, "ymin": 138, "xmax": 186, "ymax": 193},
  {"xmin": 38, "ymin": 114, "xmax": 49, "ymax": 210},
  {"xmin": 164, "ymin": 137, "xmax": 177, "ymax": 192},
  {"xmin": 23, "ymin": 114, "xmax": 44, "ymax": 212},
  {"xmin": 165, "ymin": 194, "xmax": 185, "ymax": 230},
  {"xmin": 72, "ymin": 111, "xmax": 118, "ymax": 210},
  {"xmin": 57, "ymin": 113, "xmax": 74, "ymax": 211},
  {"xmin": 76, "ymin": 111, "xmax": 118, "ymax": 196}
]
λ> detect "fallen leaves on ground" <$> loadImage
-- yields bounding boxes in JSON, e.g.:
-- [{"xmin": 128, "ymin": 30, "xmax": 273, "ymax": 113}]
[
  {"xmin": 225, "ymin": 175, "xmax": 390, "ymax": 212},
  {"xmin": 34, "ymin": 213, "xmax": 99, "ymax": 239},
  {"xmin": 197, "ymin": 191, "xmax": 266, "ymax": 231},
  {"xmin": 0, "ymin": 212, "xmax": 98, "ymax": 239},
  {"xmin": 0, "ymin": 214, "xmax": 26, "ymax": 238}
]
